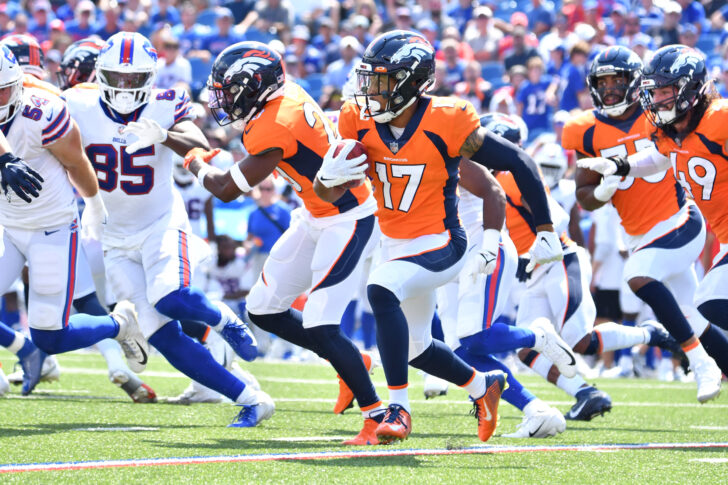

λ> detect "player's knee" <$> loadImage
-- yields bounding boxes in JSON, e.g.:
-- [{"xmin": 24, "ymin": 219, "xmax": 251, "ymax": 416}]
[
  {"xmin": 366, "ymin": 284, "xmax": 399, "ymax": 313},
  {"xmin": 698, "ymin": 300, "xmax": 728, "ymax": 330},
  {"xmin": 73, "ymin": 292, "xmax": 107, "ymax": 316},
  {"xmin": 148, "ymin": 320, "xmax": 184, "ymax": 349},
  {"xmin": 408, "ymin": 340, "xmax": 436, "ymax": 368},
  {"xmin": 628, "ymin": 276, "xmax": 655, "ymax": 293},
  {"xmin": 305, "ymin": 324, "xmax": 340, "ymax": 349}
]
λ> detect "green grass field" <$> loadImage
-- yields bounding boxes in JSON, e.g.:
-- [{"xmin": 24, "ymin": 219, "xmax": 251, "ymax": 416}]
[{"xmin": 1, "ymin": 349, "xmax": 727, "ymax": 484}]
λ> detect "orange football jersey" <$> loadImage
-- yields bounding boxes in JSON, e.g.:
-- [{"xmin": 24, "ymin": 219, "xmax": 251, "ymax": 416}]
[
  {"xmin": 338, "ymin": 96, "xmax": 478, "ymax": 239},
  {"xmin": 653, "ymin": 99, "xmax": 728, "ymax": 243},
  {"xmin": 242, "ymin": 82, "xmax": 370, "ymax": 218},
  {"xmin": 563, "ymin": 106, "xmax": 686, "ymax": 236},
  {"xmin": 23, "ymin": 73, "xmax": 62, "ymax": 96}
]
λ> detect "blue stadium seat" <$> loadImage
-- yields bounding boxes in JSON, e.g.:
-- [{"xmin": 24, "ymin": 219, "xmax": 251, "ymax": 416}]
[
  {"xmin": 197, "ymin": 9, "xmax": 218, "ymax": 28},
  {"xmin": 481, "ymin": 62, "xmax": 505, "ymax": 83}
]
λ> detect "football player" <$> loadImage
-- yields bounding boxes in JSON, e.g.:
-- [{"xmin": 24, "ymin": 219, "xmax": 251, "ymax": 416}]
[
  {"xmin": 183, "ymin": 41, "xmax": 386, "ymax": 444},
  {"xmin": 575, "ymin": 45, "xmax": 725, "ymax": 403},
  {"xmin": 64, "ymin": 32, "xmax": 273, "ymax": 427},
  {"xmin": 328, "ymin": 30, "xmax": 563, "ymax": 443}
]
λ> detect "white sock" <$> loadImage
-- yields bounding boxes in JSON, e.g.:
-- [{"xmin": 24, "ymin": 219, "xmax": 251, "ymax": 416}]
[
  {"xmin": 7, "ymin": 331, "xmax": 25, "ymax": 354},
  {"xmin": 388, "ymin": 386, "xmax": 410, "ymax": 413},
  {"xmin": 236, "ymin": 384, "xmax": 258, "ymax": 405},
  {"xmin": 95, "ymin": 338, "xmax": 128, "ymax": 372},
  {"xmin": 556, "ymin": 374, "xmax": 588, "ymax": 397},
  {"xmin": 363, "ymin": 404, "xmax": 386, "ymax": 420},
  {"xmin": 463, "ymin": 370, "xmax": 487, "ymax": 399},
  {"xmin": 530, "ymin": 353, "xmax": 554, "ymax": 379},
  {"xmin": 684, "ymin": 341, "xmax": 710, "ymax": 365},
  {"xmin": 594, "ymin": 322, "xmax": 648, "ymax": 352},
  {"xmin": 523, "ymin": 398, "xmax": 548, "ymax": 416}
]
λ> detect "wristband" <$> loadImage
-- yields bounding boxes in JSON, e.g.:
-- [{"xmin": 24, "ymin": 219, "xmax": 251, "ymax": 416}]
[
  {"xmin": 197, "ymin": 164, "xmax": 212, "ymax": 188},
  {"xmin": 229, "ymin": 163, "xmax": 252, "ymax": 192}
]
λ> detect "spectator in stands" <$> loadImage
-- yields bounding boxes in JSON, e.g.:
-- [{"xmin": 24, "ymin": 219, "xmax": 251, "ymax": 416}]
[
  {"xmin": 558, "ymin": 40, "xmax": 589, "ymax": 112},
  {"xmin": 439, "ymin": 25, "xmax": 474, "ymax": 61},
  {"xmin": 504, "ymin": 25, "xmax": 540, "ymax": 72},
  {"xmin": 394, "ymin": 6, "xmax": 414, "ymax": 31},
  {"xmin": 321, "ymin": 36, "xmax": 361, "ymax": 107},
  {"xmin": 543, "ymin": 38, "xmax": 566, "ymax": 77},
  {"xmin": 562, "ymin": 0, "xmax": 585, "ymax": 29},
  {"xmin": 718, "ymin": 62, "xmax": 728, "ymax": 97},
  {"xmin": 251, "ymin": 0, "xmax": 295, "ymax": 32},
  {"xmin": 198, "ymin": 7, "xmax": 244, "ymax": 61},
  {"xmin": 489, "ymin": 67, "xmax": 523, "ymax": 116},
  {"xmin": 95, "ymin": 1, "xmax": 122, "ymax": 40},
  {"xmin": 172, "ymin": 3, "xmax": 210, "ymax": 55},
  {"xmin": 527, "ymin": 0, "xmax": 556, "ymax": 37},
  {"xmin": 43, "ymin": 20, "xmax": 70, "ymax": 54},
  {"xmin": 517, "ymin": 56, "xmax": 552, "ymax": 140},
  {"xmin": 464, "ymin": 6, "xmax": 501, "ymax": 65},
  {"xmin": 354, "ymin": 0, "xmax": 382, "ymax": 36},
  {"xmin": 636, "ymin": 0, "xmax": 664, "ymax": 27},
  {"xmin": 29, "ymin": 0, "xmax": 53, "ymax": 43},
  {"xmin": 630, "ymin": 33, "xmax": 653, "ymax": 61},
  {"xmin": 151, "ymin": 0, "xmax": 181, "ymax": 26},
  {"xmin": 224, "ymin": 0, "xmax": 257, "ymax": 25},
  {"xmin": 0, "ymin": 5, "xmax": 12, "ymax": 37},
  {"xmin": 66, "ymin": 0, "xmax": 96, "ymax": 41},
  {"xmin": 649, "ymin": 1, "xmax": 681, "ymax": 47},
  {"xmin": 156, "ymin": 34, "xmax": 192, "ymax": 89},
  {"xmin": 122, "ymin": 10, "xmax": 150, "ymax": 38},
  {"xmin": 208, "ymin": 235, "xmax": 250, "ymax": 310},
  {"xmin": 454, "ymin": 60, "xmax": 492, "ymax": 112},
  {"xmin": 431, "ymin": 61, "xmax": 454, "ymax": 96},
  {"xmin": 604, "ymin": 3, "xmax": 627, "ymax": 39},
  {"xmin": 497, "ymin": 12, "xmax": 539, "ymax": 60},
  {"xmin": 287, "ymin": 25, "xmax": 323, "ymax": 75},
  {"xmin": 679, "ymin": 23, "xmax": 699, "ymax": 50},
  {"xmin": 538, "ymin": 11, "xmax": 577, "ymax": 61},
  {"xmin": 311, "ymin": 16, "xmax": 340, "ymax": 65},
  {"xmin": 349, "ymin": 15, "xmax": 373, "ymax": 50},
  {"xmin": 440, "ymin": 38, "xmax": 466, "ymax": 89},
  {"xmin": 12, "ymin": 12, "xmax": 29, "ymax": 36},
  {"xmin": 616, "ymin": 13, "xmax": 642, "ymax": 48},
  {"xmin": 447, "ymin": 0, "xmax": 475, "ymax": 35},
  {"xmin": 56, "ymin": 0, "xmax": 80, "ymax": 23},
  {"xmin": 417, "ymin": 19, "xmax": 440, "ymax": 51},
  {"xmin": 677, "ymin": 0, "xmax": 705, "ymax": 34}
]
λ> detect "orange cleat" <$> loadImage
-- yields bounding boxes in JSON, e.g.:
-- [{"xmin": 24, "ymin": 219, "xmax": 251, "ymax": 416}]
[
  {"xmin": 471, "ymin": 371, "xmax": 507, "ymax": 442},
  {"xmin": 334, "ymin": 352, "xmax": 373, "ymax": 414},
  {"xmin": 375, "ymin": 404, "xmax": 411, "ymax": 444},
  {"xmin": 342, "ymin": 418, "xmax": 380, "ymax": 446}
]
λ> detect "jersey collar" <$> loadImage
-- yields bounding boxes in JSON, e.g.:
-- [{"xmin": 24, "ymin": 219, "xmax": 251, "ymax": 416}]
[
  {"xmin": 98, "ymin": 98, "xmax": 147, "ymax": 125},
  {"xmin": 375, "ymin": 97, "xmax": 431, "ymax": 155},
  {"xmin": 593, "ymin": 105, "xmax": 643, "ymax": 134}
]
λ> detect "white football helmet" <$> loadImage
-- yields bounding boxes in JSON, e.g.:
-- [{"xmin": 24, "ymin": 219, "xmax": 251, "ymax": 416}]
[
  {"xmin": 173, "ymin": 157, "xmax": 195, "ymax": 185},
  {"xmin": 535, "ymin": 142, "xmax": 568, "ymax": 189},
  {"xmin": 0, "ymin": 45, "xmax": 23, "ymax": 124},
  {"xmin": 96, "ymin": 32, "xmax": 158, "ymax": 114}
]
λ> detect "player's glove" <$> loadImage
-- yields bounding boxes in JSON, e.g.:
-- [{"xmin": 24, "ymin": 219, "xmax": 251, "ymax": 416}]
[
  {"xmin": 81, "ymin": 192, "xmax": 108, "ymax": 242},
  {"xmin": 122, "ymin": 118, "xmax": 168, "ymax": 154},
  {"xmin": 184, "ymin": 147, "xmax": 221, "ymax": 169},
  {"xmin": 0, "ymin": 152, "xmax": 44, "ymax": 203},
  {"xmin": 593, "ymin": 175, "xmax": 621, "ymax": 202},
  {"xmin": 316, "ymin": 139, "xmax": 368, "ymax": 188},
  {"xmin": 576, "ymin": 156, "xmax": 630, "ymax": 176},
  {"xmin": 526, "ymin": 230, "xmax": 563, "ymax": 272},
  {"xmin": 465, "ymin": 229, "xmax": 501, "ymax": 284}
]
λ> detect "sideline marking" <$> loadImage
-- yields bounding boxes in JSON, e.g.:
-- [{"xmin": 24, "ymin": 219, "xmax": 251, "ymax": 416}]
[
  {"xmin": 2, "ymin": 442, "xmax": 727, "ymax": 474},
  {"xmin": 690, "ymin": 458, "xmax": 728, "ymax": 463},
  {"xmin": 71, "ymin": 427, "xmax": 159, "ymax": 432}
]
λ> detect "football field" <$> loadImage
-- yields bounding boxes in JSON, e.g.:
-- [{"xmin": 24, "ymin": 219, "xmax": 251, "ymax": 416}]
[{"xmin": 1, "ymin": 350, "xmax": 727, "ymax": 484}]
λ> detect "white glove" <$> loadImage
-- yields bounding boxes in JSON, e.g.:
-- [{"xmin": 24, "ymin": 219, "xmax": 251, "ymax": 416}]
[
  {"xmin": 316, "ymin": 139, "xmax": 368, "ymax": 188},
  {"xmin": 576, "ymin": 156, "xmax": 618, "ymax": 176},
  {"xmin": 593, "ymin": 175, "xmax": 621, "ymax": 202},
  {"xmin": 122, "ymin": 118, "xmax": 168, "ymax": 154},
  {"xmin": 465, "ymin": 229, "xmax": 501, "ymax": 283},
  {"xmin": 526, "ymin": 230, "xmax": 563, "ymax": 272},
  {"xmin": 81, "ymin": 193, "xmax": 108, "ymax": 242}
]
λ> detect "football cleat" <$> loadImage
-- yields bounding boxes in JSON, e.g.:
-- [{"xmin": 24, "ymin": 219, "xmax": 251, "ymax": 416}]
[
  {"xmin": 215, "ymin": 301, "xmax": 258, "ymax": 362},
  {"xmin": 230, "ymin": 362, "xmax": 261, "ymax": 391},
  {"xmin": 228, "ymin": 390, "xmax": 275, "ymax": 428},
  {"xmin": 503, "ymin": 403, "xmax": 565, "ymax": 438},
  {"xmin": 471, "ymin": 371, "xmax": 508, "ymax": 442},
  {"xmin": 641, "ymin": 320, "xmax": 680, "ymax": 354},
  {"xmin": 423, "ymin": 373, "xmax": 449, "ymax": 399},
  {"xmin": 565, "ymin": 387, "xmax": 612, "ymax": 421},
  {"xmin": 109, "ymin": 369, "xmax": 157, "ymax": 403},
  {"xmin": 8, "ymin": 354, "xmax": 61, "ymax": 386},
  {"xmin": 112, "ymin": 301, "xmax": 149, "ymax": 373},
  {"xmin": 334, "ymin": 352, "xmax": 374, "ymax": 414},
  {"xmin": 375, "ymin": 404, "xmax": 412, "ymax": 444},
  {"xmin": 531, "ymin": 319, "xmax": 577, "ymax": 378},
  {"xmin": 343, "ymin": 417, "xmax": 383, "ymax": 446},
  {"xmin": 0, "ymin": 366, "xmax": 9, "ymax": 397},
  {"xmin": 692, "ymin": 354, "xmax": 721, "ymax": 403},
  {"xmin": 167, "ymin": 381, "xmax": 224, "ymax": 405}
]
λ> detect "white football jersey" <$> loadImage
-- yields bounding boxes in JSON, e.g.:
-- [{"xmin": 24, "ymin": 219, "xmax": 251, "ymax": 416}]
[
  {"xmin": 457, "ymin": 187, "xmax": 483, "ymax": 239},
  {"xmin": 0, "ymin": 87, "xmax": 76, "ymax": 230},
  {"xmin": 550, "ymin": 179, "xmax": 577, "ymax": 214},
  {"xmin": 175, "ymin": 181, "xmax": 211, "ymax": 238},
  {"xmin": 64, "ymin": 85, "xmax": 194, "ymax": 241}
]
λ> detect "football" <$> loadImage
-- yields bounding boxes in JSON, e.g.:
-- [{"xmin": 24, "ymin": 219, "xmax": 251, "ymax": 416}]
[{"xmin": 332, "ymin": 139, "xmax": 369, "ymax": 189}]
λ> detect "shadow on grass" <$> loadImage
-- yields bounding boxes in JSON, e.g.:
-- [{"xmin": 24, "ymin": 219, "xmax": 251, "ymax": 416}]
[{"xmin": 0, "ymin": 421, "xmax": 207, "ymax": 438}]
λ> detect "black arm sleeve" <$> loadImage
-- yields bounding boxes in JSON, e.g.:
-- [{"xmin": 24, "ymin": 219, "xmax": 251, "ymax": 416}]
[{"xmin": 469, "ymin": 130, "xmax": 553, "ymax": 227}]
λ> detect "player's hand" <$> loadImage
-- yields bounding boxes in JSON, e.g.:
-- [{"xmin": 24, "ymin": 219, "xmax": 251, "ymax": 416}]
[
  {"xmin": 526, "ymin": 230, "xmax": 563, "ymax": 272},
  {"xmin": 576, "ymin": 156, "xmax": 618, "ymax": 175},
  {"xmin": 317, "ymin": 139, "xmax": 368, "ymax": 188},
  {"xmin": 0, "ymin": 152, "xmax": 44, "ymax": 203},
  {"xmin": 122, "ymin": 118, "xmax": 168, "ymax": 154},
  {"xmin": 593, "ymin": 175, "xmax": 621, "ymax": 202},
  {"xmin": 81, "ymin": 193, "xmax": 108, "ymax": 242},
  {"xmin": 184, "ymin": 148, "xmax": 221, "ymax": 169},
  {"xmin": 465, "ymin": 229, "xmax": 501, "ymax": 283}
]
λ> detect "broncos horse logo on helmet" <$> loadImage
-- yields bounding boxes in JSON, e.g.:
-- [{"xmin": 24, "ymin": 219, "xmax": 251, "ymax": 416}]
[
  {"xmin": 57, "ymin": 37, "xmax": 106, "ymax": 90},
  {"xmin": 355, "ymin": 30, "xmax": 435, "ymax": 123},
  {"xmin": 479, "ymin": 112, "xmax": 528, "ymax": 147},
  {"xmin": 207, "ymin": 42, "xmax": 285, "ymax": 130}
]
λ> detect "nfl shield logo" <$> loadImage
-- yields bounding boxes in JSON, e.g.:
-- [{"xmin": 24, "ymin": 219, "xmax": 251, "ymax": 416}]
[{"xmin": 389, "ymin": 141, "xmax": 399, "ymax": 153}]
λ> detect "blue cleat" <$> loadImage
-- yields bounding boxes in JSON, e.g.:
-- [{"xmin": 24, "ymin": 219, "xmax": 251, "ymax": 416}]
[
  {"xmin": 216, "ymin": 302, "xmax": 258, "ymax": 362},
  {"xmin": 642, "ymin": 320, "xmax": 681, "ymax": 354},
  {"xmin": 18, "ymin": 341, "xmax": 48, "ymax": 396},
  {"xmin": 565, "ymin": 387, "xmax": 612, "ymax": 421},
  {"xmin": 228, "ymin": 391, "xmax": 275, "ymax": 427}
]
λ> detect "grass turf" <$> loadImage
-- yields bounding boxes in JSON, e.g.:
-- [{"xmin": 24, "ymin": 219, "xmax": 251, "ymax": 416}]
[{"xmin": 1, "ymin": 350, "xmax": 727, "ymax": 484}]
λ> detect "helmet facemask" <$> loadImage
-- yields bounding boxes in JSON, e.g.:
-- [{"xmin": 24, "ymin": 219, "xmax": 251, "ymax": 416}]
[
  {"xmin": 208, "ymin": 73, "xmax": 283, "ymax": 130},
  {"xmin": 639, "ymin": 75, "xmax": 709, "ymax": 127},
  {"xmin": 0, "ymin": 77, "xmax": 22, "ymax": 124},
  {"xmin": 97, "ymin": 68, "xmax": 155, "ymax": 114},
  {"xmin": 355, "ymin": 64, "xmax": 433, "ymax": 123},
  {"xmin": 589, "ymin": 71, "xmax": 640, "ymax": 117}
]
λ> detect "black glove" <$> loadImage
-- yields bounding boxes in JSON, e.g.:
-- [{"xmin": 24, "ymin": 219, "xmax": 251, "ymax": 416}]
[
  {"xmin": 0, "ymin": 152, "xmax": 44, "ymax": 203},
  {"xmin": 516, "ymin": 257, "xmax": 532, "ymax": 282}
]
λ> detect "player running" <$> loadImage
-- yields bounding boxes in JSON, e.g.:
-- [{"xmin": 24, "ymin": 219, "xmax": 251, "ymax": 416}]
[{"xmin": 576, "ymin": 45, "xmax": 724, "ymax": 403}]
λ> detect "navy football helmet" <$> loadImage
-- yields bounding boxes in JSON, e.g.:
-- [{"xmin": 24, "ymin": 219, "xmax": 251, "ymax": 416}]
[
  {"xmin": 1, "ymin": 34, "xmax": 44, "ymax": 79},
  {"xmin": 207, "ymin": 41, "xmax": 285, "ymax": 129},
  {"xmin": 479, "ymin": 112, "xmax": 528, "ymax": 146},
  {"xmin": 587, "ymin": 46, "xmax": 643, "ymax": 117},
  {"xmin": 355, "ymin": 30, "xmax": 435, "ymax": 122},
  {"xmin": 639, "ymin": 45, "xmax": 709, "ymax": 127},
  {"xmin": 57, "ymin": 38, "xmax": 105, "ymax": 90}
]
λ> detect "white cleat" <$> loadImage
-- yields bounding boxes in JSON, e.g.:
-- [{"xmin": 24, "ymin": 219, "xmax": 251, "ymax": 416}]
[
  {"xmin": 531, "ymin": 319, "xmax": 577, "ymax": 378},
  {"xmin": 692, "ymin": 355, "xmax": 722, "ymax": 403},
  {"xmin": 231, "ymin": 362, "xmax": 261, "ymax": 391},
  {"xmin": 423, "ymin": 373, "xmax": 449, "ymax": 399},
  {"xmin": 503, "ymin": 401, "xmax": 566, "ymax": 438},
  {"xmin": 7, "ymin": 354, "xmax": 61, "ymax": 385},
  {"xmin": 112, "ymin": 301, "xmax": 149, "ymax": 374},
  {"xmin": 167, "ymin": 381, "xmax": 225, "ymax": 405},
  {"xmin": 0, "ymin": 367, "xmax": 9, "ymax": 397}
]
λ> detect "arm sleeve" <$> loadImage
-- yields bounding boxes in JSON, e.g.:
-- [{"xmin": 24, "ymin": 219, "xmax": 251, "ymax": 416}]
[
  {"xmin": 174, "ymin": 89, "xmax": 194, "ymax": 124},
  {"xmin": 41, "ymin": 99, "xmax": 73, "ymax": 146},
  {"xmin": 470, "ymin": 129, "xmax": 553, "ymax": 226},
  {"xmin": 626, "ymin": 146, "xmax": 671, "ymax": 177}
]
